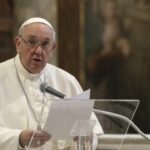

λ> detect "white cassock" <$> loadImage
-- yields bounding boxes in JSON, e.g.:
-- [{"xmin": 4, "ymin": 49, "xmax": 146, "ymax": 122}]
[{"xmin": 0, "ymin": 54, "xmax": 103, "ymax": 150}]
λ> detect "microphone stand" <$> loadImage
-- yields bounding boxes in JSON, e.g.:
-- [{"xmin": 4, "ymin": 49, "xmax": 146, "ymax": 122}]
[{"xmin": 93, "ymin": 109, "xmax": 150, "ymax": 141}]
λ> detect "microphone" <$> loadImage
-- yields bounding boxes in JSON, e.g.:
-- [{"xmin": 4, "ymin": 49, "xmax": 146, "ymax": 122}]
[{"xmin": 40, "ymin": 82, "xmax": 65, "ymax": 98}]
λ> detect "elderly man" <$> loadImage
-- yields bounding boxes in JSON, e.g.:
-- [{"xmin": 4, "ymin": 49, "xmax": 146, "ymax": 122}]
[{"xmin": 0, "ymin": 17, "xmax": 102, "ymax": 150}]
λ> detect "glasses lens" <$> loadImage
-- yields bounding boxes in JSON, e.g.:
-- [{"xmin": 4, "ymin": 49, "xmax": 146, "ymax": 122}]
[
  {"xmin": 28, "ymin": 39, "xmax": 38, "ymax": 48},
  {"xmin": 21, "ymin": 36, "xmax": 51, "ymax": 50},
  {"xmin": 41, "ymin": 41, "xmax": 50, "ymax": 50}
]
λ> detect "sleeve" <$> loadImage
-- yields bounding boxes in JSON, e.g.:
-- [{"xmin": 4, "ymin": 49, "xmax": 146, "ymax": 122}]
[
  {"xmin": 69, "ymin": 76, "xmax": 83, "ymax": 95},
  {"xmin": 90, "ymin": 112, "xmax": 104, "ymax": 135},
  {"xmin": 0, "ymin": 127, "xmax": 22, "ymax": 150},
  {"xmin": 90, "ymin": 114, "xmax": 103, "ymax": 150}
]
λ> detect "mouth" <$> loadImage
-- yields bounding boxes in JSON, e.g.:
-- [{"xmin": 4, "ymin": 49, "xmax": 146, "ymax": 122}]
[
  {"xmin": 31, "ymin": 58, "xmax": 43, "ymax": 64},
  {"xmin": 33, "ymin": 58, "xmax": 41, "ymax": 61}
]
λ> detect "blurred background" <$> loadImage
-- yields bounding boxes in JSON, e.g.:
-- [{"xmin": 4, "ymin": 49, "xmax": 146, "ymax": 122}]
[{"xmin": 1, "ymin": 0, "xmax": 150, "ymax": 133}]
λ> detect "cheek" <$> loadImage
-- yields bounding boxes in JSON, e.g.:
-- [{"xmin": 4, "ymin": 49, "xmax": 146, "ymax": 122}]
[
  {"xmin": 45, "ymin": 50, "xmax": 53, "ymax": 60},
  {"xmin": 20, "ymin": 49, "xmax": 31, "ymax": 63},
  {"xmin": 20, "ymin": 49, "xmax": 28, "ymax": 58},
  {"xmin": 49, "ymin": 50, "xmax": 54, "ymax": 57}
]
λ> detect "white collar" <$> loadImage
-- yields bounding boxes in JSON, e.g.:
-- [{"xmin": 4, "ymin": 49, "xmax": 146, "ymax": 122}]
[{"xmin": 14, "ymin": 54, "xmax": 45, "ymax": 81}]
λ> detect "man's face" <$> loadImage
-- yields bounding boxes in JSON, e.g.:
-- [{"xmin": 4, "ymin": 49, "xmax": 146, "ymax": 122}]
[{"xmin": 15, "ymin": 23, "xmax": 55, "ymax": 74}]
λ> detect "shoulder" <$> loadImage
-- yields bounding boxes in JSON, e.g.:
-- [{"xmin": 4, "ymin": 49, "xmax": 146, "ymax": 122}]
[
  {"xmin": 0, "ymin": 58, "xmax": 14, "ymax": 79},
  {"xmin": 45, "ymin": 63, "xmax": 77, "ymax": 81},
  {"xmin": 44, "ymin": 63, "xmax": 83, "ymax": 95}
]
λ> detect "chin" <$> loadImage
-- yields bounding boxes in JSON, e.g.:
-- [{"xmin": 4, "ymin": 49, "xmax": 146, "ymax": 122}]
[
  {"xmin": 28, "ymin": 67, "xmax": 42, "ymax": 74},
  {"xmin": 27, "ymin": 62, "xmax": 45, "ymax": 73}
]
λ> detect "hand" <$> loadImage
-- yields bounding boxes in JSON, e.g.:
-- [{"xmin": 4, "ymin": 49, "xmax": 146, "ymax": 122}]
[{"xmin": 19, "ymin": 129, "xmax": 51, "ymax": 148}]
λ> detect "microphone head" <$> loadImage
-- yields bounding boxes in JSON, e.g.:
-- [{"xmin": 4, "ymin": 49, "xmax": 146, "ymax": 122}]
[
  {"xmin": 40, "ymin": 82, "xmax": 48, "ymax": 92},
  {"xmin": 40, "ymin": 82, "xmax": 65, "ymax": 98}
]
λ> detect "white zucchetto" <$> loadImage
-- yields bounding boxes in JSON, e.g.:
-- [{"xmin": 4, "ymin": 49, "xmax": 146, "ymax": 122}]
[{"xmin": 20, "ymin": 17, "xmax": 54, "ymax": 30}]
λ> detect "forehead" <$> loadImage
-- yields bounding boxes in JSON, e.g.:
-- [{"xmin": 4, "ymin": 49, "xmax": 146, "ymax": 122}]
[{"xmin": 21, "ymin": 23, "xmax": 53, "ymax": 38}]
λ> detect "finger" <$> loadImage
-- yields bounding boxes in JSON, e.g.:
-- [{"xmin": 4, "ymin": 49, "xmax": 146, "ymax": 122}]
[{"xmin": 34, "ymin": 131, "xmax": 51, "ymax": 141}]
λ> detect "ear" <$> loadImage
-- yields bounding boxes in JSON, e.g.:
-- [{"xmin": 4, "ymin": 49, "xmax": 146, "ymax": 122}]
[
  {"xmin": 14, "ymin": 36, "xmax": 21, "ymax": 53},
  {"xmin": 49, "ymin": 42, "xmax": 57, "ymax": 57},
  {"xmin": 52, "ymin": 42, "xmax": 56, "ymax": 50}
]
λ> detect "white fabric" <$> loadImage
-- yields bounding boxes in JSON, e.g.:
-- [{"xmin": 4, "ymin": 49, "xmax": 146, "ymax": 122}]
[
  {"xmin": 20, "ymin": 17, "xmax": 54, "ymax": 30},
  {"xmin": 0, "ymin": 54, "xmax": 103, "ymax": 150}
]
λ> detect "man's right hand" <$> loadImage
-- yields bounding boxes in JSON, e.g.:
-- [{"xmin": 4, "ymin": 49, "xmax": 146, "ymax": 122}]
[{"xmin": 19, "ymin": 129, "xmax": 51, "ymax": 148}]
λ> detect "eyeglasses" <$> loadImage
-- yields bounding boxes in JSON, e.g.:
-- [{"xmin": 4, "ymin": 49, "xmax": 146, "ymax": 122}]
[{"xmin": 19, "ymin": 36, "xmax": 51, "ymax": 51}]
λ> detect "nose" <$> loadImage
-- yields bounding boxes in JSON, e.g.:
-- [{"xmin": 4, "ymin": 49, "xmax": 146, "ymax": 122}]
[{"xmin": 34, "ymin": 44, "xmax": 43, "ymax": 54}]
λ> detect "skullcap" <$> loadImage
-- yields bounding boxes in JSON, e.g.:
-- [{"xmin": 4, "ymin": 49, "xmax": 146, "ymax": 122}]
[{"xmin": 20, "ymin": 17, "xmax": 54, "ymax": 30}]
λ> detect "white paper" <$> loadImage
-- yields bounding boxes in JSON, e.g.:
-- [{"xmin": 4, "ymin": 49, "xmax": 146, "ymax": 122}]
[
  {"xmin": 43, "ymin": 90, "xmax": 93, "ymax": 139},
  {"xmin": 67, "ymin": 89, "xmax": 91, "ymax": 100}
]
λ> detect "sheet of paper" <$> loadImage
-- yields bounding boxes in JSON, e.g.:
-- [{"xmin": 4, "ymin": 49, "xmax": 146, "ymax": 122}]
[
  {"xmin": 43, "ymin": 90, "xmax": 93, "ymax": 140},
  {"xmin": 67, "ymin": 89, "xmax": 91, "ymax": 100}
]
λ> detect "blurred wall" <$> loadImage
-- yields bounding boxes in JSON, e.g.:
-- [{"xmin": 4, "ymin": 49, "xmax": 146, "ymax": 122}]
[
  {"xmin": 85, "ymin": 0, "xmax": 150, "ymax": 133},
  {"xmin": 0, "ymin": 0, "xmax": 14, "ymax": 61}
]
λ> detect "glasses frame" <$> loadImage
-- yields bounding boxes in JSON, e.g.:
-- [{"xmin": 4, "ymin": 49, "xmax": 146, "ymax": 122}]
[{"xmin": 19, "ymin": 35, "xmax": 51, "ymax": 51}]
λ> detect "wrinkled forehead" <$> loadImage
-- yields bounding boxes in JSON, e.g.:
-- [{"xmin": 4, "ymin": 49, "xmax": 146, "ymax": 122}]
[{"xmin": 22, "ymin": 23, "xmax": 52, "ymax": 34}]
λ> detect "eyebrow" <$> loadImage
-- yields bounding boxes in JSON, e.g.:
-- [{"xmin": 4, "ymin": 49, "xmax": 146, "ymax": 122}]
[{"xmin": 26, "ymin": 35, "xmax": 51, "ymax": 41}]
